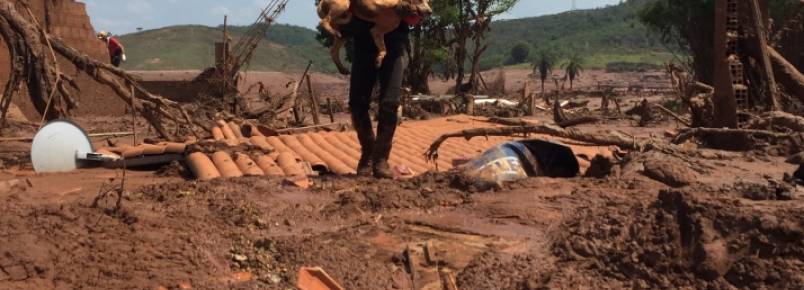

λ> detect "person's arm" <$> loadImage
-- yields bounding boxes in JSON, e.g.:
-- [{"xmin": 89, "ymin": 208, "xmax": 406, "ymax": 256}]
[{"xmin": 113, "ymin": 38, "xmax": 127, "ymax": 61}]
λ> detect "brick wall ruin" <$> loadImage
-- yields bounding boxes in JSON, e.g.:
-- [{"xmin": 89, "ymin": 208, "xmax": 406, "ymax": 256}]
[{"xmin": 0, "ymin": 0, "xmax": 126, "ymax": 121}]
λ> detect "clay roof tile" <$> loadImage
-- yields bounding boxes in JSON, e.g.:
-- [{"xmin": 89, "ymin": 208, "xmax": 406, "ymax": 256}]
[{"xmin": 211, "ymin": 151, "xmax": 243, "ymax": 178}]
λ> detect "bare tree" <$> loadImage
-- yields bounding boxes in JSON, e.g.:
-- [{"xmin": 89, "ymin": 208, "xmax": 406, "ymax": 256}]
[{"xmin": 465, "ymin": 0, "xmax": 518, "ymax": 93}]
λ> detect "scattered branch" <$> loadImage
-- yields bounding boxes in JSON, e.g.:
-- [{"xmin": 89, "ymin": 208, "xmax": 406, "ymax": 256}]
[
  {"xmin": 654, "ymin": 105, "xmax": 692, "ymax": 127},
  {"xmin": 672, "ymin": 127, "xmax": 793, "ymax": 145},
  {"xmin": 553, "ymin": 95, "xmax": 600, "ymax": 128}
]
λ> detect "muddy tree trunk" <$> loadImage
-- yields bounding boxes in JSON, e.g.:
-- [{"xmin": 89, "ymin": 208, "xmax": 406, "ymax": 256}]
[
  {"xmin": 0, "ymin": 1, "xmax": 60, "ymax": 120},
  {"xmin": 0, "ymin": 18, "xmax": 22, "ymax": 129},
  {"xmin": 407, "ymin": 26, "xmax": 431, "ymax": 95},
  {"xmin": 768, "ymin": 46, "xmax": 804, "ymax": 103},
  {"xmin": 467, "ymin": 15, "xmax": 491, "ymax": 94}
]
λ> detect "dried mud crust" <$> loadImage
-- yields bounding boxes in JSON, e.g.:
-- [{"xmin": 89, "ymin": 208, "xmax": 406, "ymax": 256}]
[
  {"xmin": 544, "ymin": 188, "xmax": 804, "ymax": 289},
  {"xmin": 0, "ymin": 177, "xmax": 324, "ymax": 290},
  {"xmin": 322, "ymin": 173, "xmax": 476, "ymax": 214},
  {"xmin": 456, "ymin": 251, "xmax": 546, "ymax": 290},
  {"xmin": 271, "ymin": 227, "xmax": 399, "ymax": 289}
]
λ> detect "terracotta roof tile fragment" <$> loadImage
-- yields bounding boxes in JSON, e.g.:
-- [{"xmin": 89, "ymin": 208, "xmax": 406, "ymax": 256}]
[
  {"xmin": 121, "ymin": 145, "xmax": 145, "ymax": 158},
  {"xmin": 187, "ymin": 152, "xmax": 221, "ymax": 181},
  {"xmin": 297, "ymin": 134, "xmax": 354, "ymax": 174},
  {"xmin": 266, "ymin": 136, "xmax": 293, "ymax": 153},
  {"xmin": 217, "ymin": 120, "xmax": 239, "ymax": 145},
  {"xmin": 247, "ymin": 122, "xmax": 265, "ymax": 137},
  {"xmin": 228, "ymin": 121, "xmax": 245, "ymax": 139},
  {"xmin": 256, "ymin": 154, "xmax": 285, "ymax": 177},
  {"xmin": 212, "ymin": 127, "xmax": 225, "ymax": 141},
  {"xmin": 160, "ymin": 142, "xmax": 187, "ymax": 154},
  {"xmin": 234, "ymin": 153, "xmax": 265, "ymax": 176},
  {"xmin": 277, "ymin": 152, "xmax": 310, "ymax": 188},
  {"xmin": 279, "ymin": 135, "xmax": 328, "ymax": 171},
  {"xmin": 211, "ymin": 151, "xmax": 243, "ymax": 178},
  {"xmin": 249, "ymin": 136, "xmax": 274, "ymax": 152}
]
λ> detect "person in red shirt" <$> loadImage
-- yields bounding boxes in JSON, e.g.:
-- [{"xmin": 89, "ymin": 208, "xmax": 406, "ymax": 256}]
[{"xmin": 97, "ymin": 31, "xmax": 126, "ymax": 67}]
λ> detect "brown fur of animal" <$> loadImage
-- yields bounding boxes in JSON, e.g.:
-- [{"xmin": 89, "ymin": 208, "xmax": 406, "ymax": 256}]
[{"xmin": 317, "ymin": 0, "xmax": 432, "ymax": 75}]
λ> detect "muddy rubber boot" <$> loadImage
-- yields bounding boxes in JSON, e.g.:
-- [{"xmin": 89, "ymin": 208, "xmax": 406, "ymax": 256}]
[
  {"xmin": 372, "ymin": 159, "xmax": 393, "ymax": 179},
  {"xmin": 372, "ymin": 104, "xmax": 399, "ymax": 179},
  {"xmin": 351, "ymin": 113, "xmax": 375, "ymax": 176}
]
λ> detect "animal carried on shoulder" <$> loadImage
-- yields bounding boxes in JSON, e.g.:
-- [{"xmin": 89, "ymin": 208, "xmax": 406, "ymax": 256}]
[{"xmin": 317, "ymin": 0, "xmax": 432, "ymax": 75}]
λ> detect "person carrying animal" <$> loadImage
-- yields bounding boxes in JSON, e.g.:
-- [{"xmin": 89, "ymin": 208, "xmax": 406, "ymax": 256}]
[
  {"xmin": 97, "ymin": 31, "xmax": 126, "ymax": 67},
  {"xmin": 317, "ymin": 0, "xmax": 431, "ymax": 178}
]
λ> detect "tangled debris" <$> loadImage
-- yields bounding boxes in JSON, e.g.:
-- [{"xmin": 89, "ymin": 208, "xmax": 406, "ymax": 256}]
[{"xmin": 0, "ymin": 1, "xmax": 199, "ymax": 140}]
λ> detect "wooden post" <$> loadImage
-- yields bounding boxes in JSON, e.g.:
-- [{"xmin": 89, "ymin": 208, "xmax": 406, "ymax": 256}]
[
  {"xmin": 292, "ymin": 107, "xmax": 301, "ymax": 125},
  {"xmin": 748, "ymin": 0, "xmax": 780, "ymax": 111},
  {"xmin": 465, "ymin": 95, "xmax": 475, "ymax": 115},
  {"xmin": 130, "ymin": 83, "xmax": 137, "ymax": 145},
  {"xmin": 306, "ymin": 74, "xmax": 320, "ymax": 125},
  {"xmin": 292, "ymin": 61, "xmax": 313, "ymax": 119},
  {"xmin": 327, "ymin": 98, "xmax": 335, "ymax": 123},
  {"xmin": 524, "ymin": 81, "xmax": 534, "ymax": 116},
  {"xmin": 222, "ymin": 15, "xmax": 228, "ymax": 70}
]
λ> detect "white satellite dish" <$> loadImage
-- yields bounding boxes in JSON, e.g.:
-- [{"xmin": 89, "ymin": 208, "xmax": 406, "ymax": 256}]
[{"xmin": 31, "ymin": 120, "xmax": 94, "ymax": 173}]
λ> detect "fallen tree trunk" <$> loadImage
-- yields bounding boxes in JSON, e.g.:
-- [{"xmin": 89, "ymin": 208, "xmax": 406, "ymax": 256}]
[
  {"xmin": 747, "ymin": 111, "xmax": 804, "ymax": 132},
  {"xmin": 423, "ymin": 124, "xmax": 674, "ymax": 162},
  {"xmin": 553, "ymin": 96, "xmax": 600, "ymax": 128},
  {"xmin": 46, "ymin": 36, "xmax": 177, "ymax": 140},
  {"xmin": 672, "ymin": 127, "xmax": 794, "ymax": 145}
]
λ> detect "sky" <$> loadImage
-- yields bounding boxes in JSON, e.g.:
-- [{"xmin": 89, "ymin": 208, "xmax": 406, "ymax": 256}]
[{"xmin": 84, "ymin": 0, "xmax": 622, "ymax": 35}]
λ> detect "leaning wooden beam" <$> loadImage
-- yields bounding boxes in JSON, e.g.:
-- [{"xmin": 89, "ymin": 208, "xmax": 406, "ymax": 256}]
[
  {"xmin": 748, "ymin": 0, "xmax": 780, "ymax": 110},
  {"xmin": 768, "ymin": 46, "xmax": 804, "ymax": 103},
  {"xmin": 45, "ymin": 34, "xmax": 189, "ymax": 141},
  {"xmin": 654, "ymin": 105, "xmax": 692, "ymax": 127},
  {"xmin": 279, "ymin": 61, "xmax": 313, "ymax": 117},
  {"xmin": 46, "ymin": 37, "xmax": 180, "ymax": 109}
]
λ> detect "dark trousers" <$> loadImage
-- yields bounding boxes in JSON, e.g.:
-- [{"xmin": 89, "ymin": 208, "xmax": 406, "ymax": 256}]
[
  {"xmin": 111, "ymin": 50, "xmax": 123, "ymax": 67},
  {"xmin": 348, "ymin": 19, "xmax": 409, "ymax": 162}
]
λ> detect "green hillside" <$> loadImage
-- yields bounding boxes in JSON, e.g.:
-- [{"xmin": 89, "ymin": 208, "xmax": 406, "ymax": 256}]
[
  {"xmin": 482, "ymin": 0, "xmax": 672, "ymax": 69},
  {"xmin": 118, "ymin": 24, "xmax": 335, "ymax": 72},
  {"xmin": 118, "ymin": 0, "xmax": 670, "ymax": 72}
]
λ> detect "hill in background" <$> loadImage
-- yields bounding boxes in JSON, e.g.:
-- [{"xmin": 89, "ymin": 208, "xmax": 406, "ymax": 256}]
[
  {"xmin": 482, "ymin": 0, "xmax": 673, "ymax": 70},
  {"xmin": 118, "ymin": 24, "xmax": 334, "ymax": 72},
  {"xmin": 119, "ymin": 0, "xmax": 673, "ymax": 72}
]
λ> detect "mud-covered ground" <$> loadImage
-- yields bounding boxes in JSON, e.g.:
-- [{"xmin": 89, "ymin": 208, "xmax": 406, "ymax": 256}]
[
  {"xmin": 1, "ymin": 79, "xmax": 802, "ymax": 289},
  {"xmin": 0, "ymin": 140, "xmax": 800, "ymax": 289}
]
